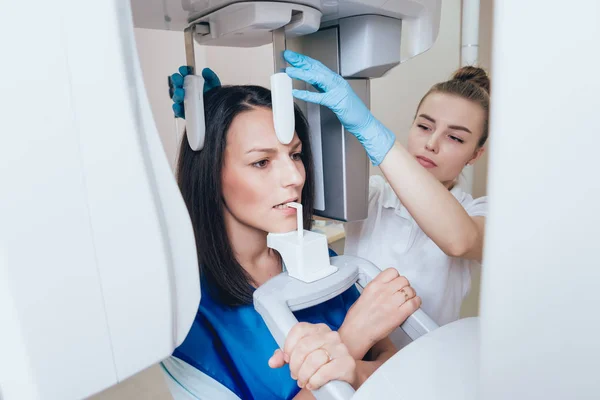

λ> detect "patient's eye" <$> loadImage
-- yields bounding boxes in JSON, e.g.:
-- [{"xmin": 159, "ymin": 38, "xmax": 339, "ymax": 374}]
[{"xmin": 291, "ymin": 152, "xmax": 303, "ymax": 161}]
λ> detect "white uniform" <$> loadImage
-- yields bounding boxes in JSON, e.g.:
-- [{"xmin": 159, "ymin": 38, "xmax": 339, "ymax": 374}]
[{"xmin": 344, "ymin": 175, "xmax": 488, "ymax": 328}]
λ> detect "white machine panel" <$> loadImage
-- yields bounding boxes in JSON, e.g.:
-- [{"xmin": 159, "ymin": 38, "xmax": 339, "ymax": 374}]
[
  {"xmin": 0, "ymin": 0, "xmax": 200, "ymax": 399},
  {"xmin": 480, "ymin": 1, "xmax": 600, "ymax": 399},
  {"xmin": 353, "ymin": 318, "xmax": 479, "ymax": 400},
  {"xmin": 130, "ymin": 0, "xmax": 441, "ymax": 62}
]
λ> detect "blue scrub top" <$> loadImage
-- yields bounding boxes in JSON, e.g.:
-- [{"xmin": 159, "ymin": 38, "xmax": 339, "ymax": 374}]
[{"xmin": 173, "ymin": 250, "xmax": 360, "ymax": 400}]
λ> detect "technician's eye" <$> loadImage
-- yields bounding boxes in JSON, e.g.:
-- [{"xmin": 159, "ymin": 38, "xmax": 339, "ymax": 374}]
[
  {"xmin": 291, "ymin": 152, "xmax": 303, "ymax": 161},
  {"xmin": 253, "ymin": 159, "xmax": 269, "ymax": 168}
]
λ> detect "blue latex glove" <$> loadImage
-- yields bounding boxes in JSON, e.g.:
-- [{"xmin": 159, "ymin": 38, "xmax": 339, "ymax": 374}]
[
  {"xmin": 169, "ymin": 66, "xmax": 221, "ymax": 119},
  {"xmin": 283, "ymin": 50, "xmax": 395, "ymax": 166}
]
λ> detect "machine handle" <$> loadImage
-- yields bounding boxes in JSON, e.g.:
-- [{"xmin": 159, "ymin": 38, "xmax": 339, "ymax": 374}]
[
  {"xmin": 254, "ymin": 286, "xmax": 356, "ymax": 400},
  {"xmin": 254, "ymin": 255, "xmax": 439, "ymax": 400},
  {"xmin": 311, "ymin": 380, "xmax": 355, "ymax": 400}
]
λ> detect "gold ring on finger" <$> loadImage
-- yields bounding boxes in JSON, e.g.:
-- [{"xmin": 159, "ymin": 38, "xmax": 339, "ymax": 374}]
[
  {"xmin": 319, "ymin": 347, "xmax": 333, "ymax": 363},
  {"xmin": 400, "ymin": 288, "xmax": 409, "ymax": 302}
]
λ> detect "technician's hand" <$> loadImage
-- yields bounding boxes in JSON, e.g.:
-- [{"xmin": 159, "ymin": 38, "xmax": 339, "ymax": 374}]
[
  {"xmin": 268, "ymin": 322, "xmax": 358, "ymax": 391},
  {"xmin": 340, "ymin": 268, "xmax": 421, "ymax": 359},
  {"xmin": 284, "ymin": 50, "xmax": 396, "ymax": 166},
  {"xmin": 168, "ymin": 66, "xmax": 221, "ymax": 119}
]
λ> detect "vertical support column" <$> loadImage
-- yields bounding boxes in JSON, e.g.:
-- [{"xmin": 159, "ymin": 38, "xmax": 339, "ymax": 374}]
[{"xmin": 272, "ymin": 27, "xmax": 287, "ymax": 73}]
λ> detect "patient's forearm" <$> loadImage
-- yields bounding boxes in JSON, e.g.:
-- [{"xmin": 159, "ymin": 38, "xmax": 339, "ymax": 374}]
[
  {"xmin": 355, "ymin": 345, "xmax": 396, "ymax": 387},
  {"xmin": 355, "ymin": 360, "xmax": 384, "ymax": 387},
  {"xmin": 293, "ymin": 388, "xmax": 316, "ymax": 399}
]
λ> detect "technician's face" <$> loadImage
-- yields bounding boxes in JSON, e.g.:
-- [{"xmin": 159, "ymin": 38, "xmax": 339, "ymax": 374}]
[{"xmin": 407, "ymin": 92, "xmax": 485, "ymax": 187}]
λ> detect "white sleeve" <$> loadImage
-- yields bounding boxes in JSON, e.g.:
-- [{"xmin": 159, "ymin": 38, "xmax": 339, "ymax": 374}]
[
  {"xmin": 161, "ymin": 357, "xmax": 241, "ymax": 400},
  {"xmin": 344, "ymin": 175, "xmax": 391, "ymax": 256},
  {"xmin": 465, "ymin": 195, "xmax": 488, "ymax": 217},
  {"xmin": 368, "ymin": 174, "xmax": 400, "ymax": 208}
]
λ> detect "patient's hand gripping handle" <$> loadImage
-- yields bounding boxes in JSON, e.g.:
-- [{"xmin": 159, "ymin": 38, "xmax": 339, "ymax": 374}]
[{"xmin": 253, "ymin": 255, "xmax": 439, "ymax": 400}]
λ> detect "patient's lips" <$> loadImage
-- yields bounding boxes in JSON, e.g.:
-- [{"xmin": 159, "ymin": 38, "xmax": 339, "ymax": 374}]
[{"xmin": 273, "ymin": 198, "xmax": 299, "ymax": 216}]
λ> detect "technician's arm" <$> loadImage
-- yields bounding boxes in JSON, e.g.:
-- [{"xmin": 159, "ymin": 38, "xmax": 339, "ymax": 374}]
[
  {"xmin": 284, "ymin": 50, "xmax": 484, "ymax": 261},
  {"xmin": 380, "ymin": 144, "xmax": 485, "ymax": 261}
]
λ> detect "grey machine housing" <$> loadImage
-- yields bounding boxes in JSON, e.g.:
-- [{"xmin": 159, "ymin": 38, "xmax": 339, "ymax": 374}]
[{"xmin": 287, "ymin": 14, "xmax": 403, "ymax": 221}]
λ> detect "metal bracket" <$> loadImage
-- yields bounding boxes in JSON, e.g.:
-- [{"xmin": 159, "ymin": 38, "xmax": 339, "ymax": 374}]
[
  {"xmin": 272, "ymin": 26, "xmax": 287, "ymax": 73},
  {"xmin": 183, "ymin": 26, "xmax": 196, "ymax": 73}
]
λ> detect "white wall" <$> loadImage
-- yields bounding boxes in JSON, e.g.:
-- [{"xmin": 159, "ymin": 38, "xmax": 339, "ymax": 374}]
[
  {"xmin": 472, "ymin": 0, "xmax": 493, "ymax": 200},
  {"xmin": 480, "ymin": 1, "xmax": 600, "ymax": 397},
  {"xmin": 90, "ymin": 1, "xmax": 464, "ymax": 398},
  {"xmin": 459, "ymin": 0, "xmax": 494, "ymax": 318}
]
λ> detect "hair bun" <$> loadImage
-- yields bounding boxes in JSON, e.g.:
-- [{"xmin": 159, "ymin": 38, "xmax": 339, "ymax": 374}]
[{"xmin": 452, "ymin": 66, "xmax": 490, "ymax": 94}]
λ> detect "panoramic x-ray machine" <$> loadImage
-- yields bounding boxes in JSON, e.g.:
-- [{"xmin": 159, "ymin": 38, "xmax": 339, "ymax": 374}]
[{"xmin": 1, "ymin": 0, "xmax": 599, "ymax": 399}]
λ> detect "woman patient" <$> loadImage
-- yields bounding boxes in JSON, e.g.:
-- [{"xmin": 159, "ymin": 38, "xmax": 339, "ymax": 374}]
[{"xmin": 162, "ymin": 84, "xmax": 421, "ymax": 400}]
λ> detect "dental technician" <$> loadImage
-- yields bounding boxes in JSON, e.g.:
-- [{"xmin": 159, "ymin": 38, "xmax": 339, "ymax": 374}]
[{"xmin": 171, "ymin": 50, "xmax": 489, "ymax": 334}]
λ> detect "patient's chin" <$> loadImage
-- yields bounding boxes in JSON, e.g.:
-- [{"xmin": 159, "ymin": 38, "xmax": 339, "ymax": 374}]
[{"xmin": 265, "ymin": 221, "xmax": 298, "ymax": 234}]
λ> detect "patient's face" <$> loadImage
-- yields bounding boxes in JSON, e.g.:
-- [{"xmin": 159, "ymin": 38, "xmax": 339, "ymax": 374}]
[{"xmin": 221, "ymin": 107, "xmax": 305, "ymax": 235}]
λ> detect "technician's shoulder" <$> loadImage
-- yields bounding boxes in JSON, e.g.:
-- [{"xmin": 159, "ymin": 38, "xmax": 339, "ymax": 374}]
[
  {"xmin": 452, "ymin": 187, "xmax": 488, "ymax": 217},
  {"xmin": 368, "ymin": 175, "xmax": 387, "ymax": 200},
  {"xmin": 367, "ymin": 174, "xmax": 401, "ymax": 210}
]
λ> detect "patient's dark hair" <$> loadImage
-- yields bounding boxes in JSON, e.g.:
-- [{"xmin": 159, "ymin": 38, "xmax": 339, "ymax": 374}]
[{"xmin": 176, "ymin": 85, "xmax": 314, "ymax": 306}]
